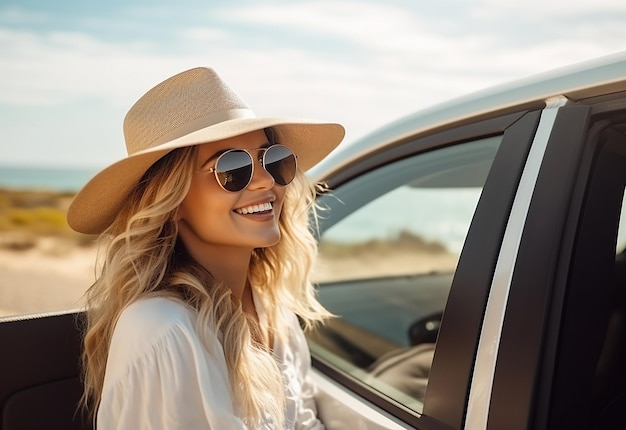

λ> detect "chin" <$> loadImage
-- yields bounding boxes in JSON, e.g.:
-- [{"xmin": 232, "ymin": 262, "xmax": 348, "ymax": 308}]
[{"xmin": 254, "ymin": 232, "xmax": 281, "ymax": 249}]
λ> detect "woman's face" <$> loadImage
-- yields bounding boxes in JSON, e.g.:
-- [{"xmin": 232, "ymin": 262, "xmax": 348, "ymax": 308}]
[{"xmin": 177, "ymin": 130, "xmax": 288, "ymax": 255}]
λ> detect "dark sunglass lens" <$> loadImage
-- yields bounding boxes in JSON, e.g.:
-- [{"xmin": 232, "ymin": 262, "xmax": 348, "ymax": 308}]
[
  {"xmin": 215, "ymin": 150, "xmax": 253, "ymax": 192},
  {"xmin": 264, "ymin": 146, "xmax": 297, "ymax": 186}
]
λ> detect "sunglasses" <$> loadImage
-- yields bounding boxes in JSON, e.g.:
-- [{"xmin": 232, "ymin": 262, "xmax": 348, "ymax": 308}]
[{"xmin": 199, "ymin": 144, "xmax": 298, "ymax": 192}]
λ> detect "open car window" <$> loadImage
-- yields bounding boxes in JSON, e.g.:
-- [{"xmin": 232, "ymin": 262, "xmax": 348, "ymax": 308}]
[{"xmin": 308, "ymin": 135, "xmax": 502, "ymax": 414}]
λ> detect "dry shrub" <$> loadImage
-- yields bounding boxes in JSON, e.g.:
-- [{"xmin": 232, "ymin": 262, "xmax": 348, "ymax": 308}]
[
  {"xmin": 0, "ymin": 188, "xmax": 95, "ymax": 246},
  {"xmin": 319, "ymin": 230, "xmax": 449, "ymax": 259}
]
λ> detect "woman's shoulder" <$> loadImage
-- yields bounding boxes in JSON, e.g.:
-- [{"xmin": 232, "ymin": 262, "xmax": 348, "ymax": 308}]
[
  {"xmin": 116, "ymin": 296, "xmax": 194, "ymax": 334},
  {"xmin": 103, "ymin": 296, "xmax": 229, "ymax": 391},
  {"xmin": 110, "ymin": 296, "xmax": 199, "ymax": 356}
]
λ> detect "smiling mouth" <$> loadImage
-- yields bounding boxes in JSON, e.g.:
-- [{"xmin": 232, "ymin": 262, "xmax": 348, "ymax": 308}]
[{"xmin": 234, "ymin": 202, "xmax": 273, "ymax": 215}]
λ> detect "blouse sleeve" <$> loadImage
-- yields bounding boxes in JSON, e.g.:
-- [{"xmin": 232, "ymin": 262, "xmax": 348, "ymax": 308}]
[{"xmin": 97, "ymin": 298, "xmax": 248, "ymax": 430}]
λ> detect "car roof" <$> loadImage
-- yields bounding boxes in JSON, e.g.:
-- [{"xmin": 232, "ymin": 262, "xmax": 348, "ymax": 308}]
[{"xmin": 310, "ymin": 50, "xmax": 626, "ymax": 180}]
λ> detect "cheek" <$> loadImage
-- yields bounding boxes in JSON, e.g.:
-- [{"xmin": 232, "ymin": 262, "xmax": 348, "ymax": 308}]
[
  {"xmin": 274, "ymin": 188, "xmax": 288, "ymax": 217},
  {"xmin": 178, "ymin": 186, "xmax": 200, "ymax": 221},
  {"xmin": 179, "ymin": 178, "xmax": 233, "ymax": 222}
]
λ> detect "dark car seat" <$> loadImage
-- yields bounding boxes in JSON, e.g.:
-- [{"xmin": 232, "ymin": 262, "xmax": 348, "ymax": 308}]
[{"xmin": 0, "ymin": 311, "xmax": 89, "ymax": 430}]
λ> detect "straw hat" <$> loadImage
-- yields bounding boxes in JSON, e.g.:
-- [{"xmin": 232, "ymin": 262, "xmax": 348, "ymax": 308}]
[{"xmin": 67, "ymin": 67, "xmax": 345, "ymax": 234}]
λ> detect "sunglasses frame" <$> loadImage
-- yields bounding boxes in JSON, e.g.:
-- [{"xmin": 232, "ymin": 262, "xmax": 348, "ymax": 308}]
[{"xmin": 199, "ymin": 144, "xmax": 298, "ymax": 192}]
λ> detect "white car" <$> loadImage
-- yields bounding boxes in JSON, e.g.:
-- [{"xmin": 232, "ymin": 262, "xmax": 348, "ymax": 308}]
[{"xmin": 306, "ymin": 51, "xmax": 626, "ymax": 430}]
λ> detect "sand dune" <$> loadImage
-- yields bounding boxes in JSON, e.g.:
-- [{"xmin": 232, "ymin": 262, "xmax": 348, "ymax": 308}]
[{"xmin": 0, "ymin": 239, "xmax": 97, "ymax": 317}]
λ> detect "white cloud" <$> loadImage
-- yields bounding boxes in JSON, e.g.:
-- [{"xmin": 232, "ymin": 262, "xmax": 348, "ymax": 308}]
[
  {"xmin": 0, "ymin": 28, "xmax": 187, "ymax": 107},
  {"xmin": 216, "ymin": 1, "xmax": 448, "ymax": 55},
  {"xmin": 180, "ymin": 27, "xmax": 229, "ymax": 43},
  {"xmin": 468, "ymin": 0, "xmax": 626, "ymax": 19}
]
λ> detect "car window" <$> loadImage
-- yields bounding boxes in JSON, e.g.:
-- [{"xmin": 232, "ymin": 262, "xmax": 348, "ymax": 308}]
[{"xmin": 308, "ymin": 135, "xmax": 502, "ymax": 414}]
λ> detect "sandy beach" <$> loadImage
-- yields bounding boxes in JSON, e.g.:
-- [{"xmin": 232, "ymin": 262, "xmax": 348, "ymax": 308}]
[{"xmin": 0, "ymin": 238, "xmax": 97, "ymax": 317}]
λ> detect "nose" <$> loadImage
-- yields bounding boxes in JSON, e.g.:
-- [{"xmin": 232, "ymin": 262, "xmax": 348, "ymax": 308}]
[{"xmin": 247, "ymin": 156, "xmax": 275, "ymax": 190}]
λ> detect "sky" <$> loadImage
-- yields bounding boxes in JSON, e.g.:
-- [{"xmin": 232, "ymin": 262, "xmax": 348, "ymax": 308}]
[{"xmin": 2, "ymin": 0, "xmax": 626, "ymax": 169}]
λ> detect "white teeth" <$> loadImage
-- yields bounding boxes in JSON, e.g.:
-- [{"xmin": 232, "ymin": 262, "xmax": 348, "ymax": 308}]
[{"xmin": 235, "ymin": 202, "xmax": 273, "ymax": 215}]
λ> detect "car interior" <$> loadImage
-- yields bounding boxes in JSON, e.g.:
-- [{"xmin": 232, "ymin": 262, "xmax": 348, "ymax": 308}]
[
  {"xmin": 592, "ymin": 248, "xmax": 626, "ymax": 427},
  {"xmin": 585, "ymin": 122, "xmax": 626, "ymax": 428},
  {"xmin": 541, "ymin": 116, "xmax": 626, "ymax": 430}
]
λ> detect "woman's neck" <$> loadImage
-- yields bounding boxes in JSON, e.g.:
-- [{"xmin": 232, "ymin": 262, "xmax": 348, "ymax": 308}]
[
  {"xmin": 192, "ymin": 245, "xmax": 252, "ymax": 300},
  {"xmin": 176, "ymin": 240, "xmax": 264, "ymax": 340},
  {"xmin": 200, "ymin": 247, "xmax": 268, "ymax": 346}
]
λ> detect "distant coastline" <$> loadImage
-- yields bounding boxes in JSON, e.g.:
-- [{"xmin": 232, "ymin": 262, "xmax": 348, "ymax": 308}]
[{"xmin": 0, "ymin": 164, "xmax": 99, "ymax": 192}]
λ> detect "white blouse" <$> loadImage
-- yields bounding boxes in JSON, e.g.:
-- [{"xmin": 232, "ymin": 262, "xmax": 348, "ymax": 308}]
[{"xmin": 97, "ymin": 294, "xmax": 325, "ymax": 429}]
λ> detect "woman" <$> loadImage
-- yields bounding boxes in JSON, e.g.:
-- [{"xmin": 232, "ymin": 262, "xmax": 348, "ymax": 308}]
[{"xmin": 67, "ymin": 67, "xmax": 344, "ymax": 429}]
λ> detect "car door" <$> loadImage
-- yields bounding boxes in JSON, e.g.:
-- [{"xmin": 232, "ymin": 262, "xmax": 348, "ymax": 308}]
[
  {"xmin": 307, "ymin": 109, "xmax": 541, "ymax": 429},
  {"xmin": 484, "ymin": 97, "xmax": 626, "ymax": 430},
  {"xmin": 308, "ymin": 85, "xmax": 626, "ymax": 430}
]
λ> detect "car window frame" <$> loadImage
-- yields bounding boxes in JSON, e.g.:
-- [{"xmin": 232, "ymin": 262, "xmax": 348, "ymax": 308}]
[
  {"xmin": 479, "ymin": 105, "xmax": 592, "ymax": 429},
  {"xmin": 311, "ymin": 111, "xmax": 541, "ymax": 429}
]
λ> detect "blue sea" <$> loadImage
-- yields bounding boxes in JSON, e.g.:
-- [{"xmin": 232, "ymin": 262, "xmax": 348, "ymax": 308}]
[{"xmin": 0, "ymin": 164, "xmax": 99, "ymax": 192}]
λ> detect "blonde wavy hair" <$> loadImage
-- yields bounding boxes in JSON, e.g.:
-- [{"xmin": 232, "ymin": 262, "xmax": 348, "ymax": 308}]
[{"xmin": 81, "ymin": 135, "xmax": 330, "ymax": 428}]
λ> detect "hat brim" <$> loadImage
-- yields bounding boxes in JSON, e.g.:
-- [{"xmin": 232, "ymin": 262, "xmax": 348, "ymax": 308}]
[{"xmin": 67, "ymin": 117, "xmax": 344, "ymax": 234}]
